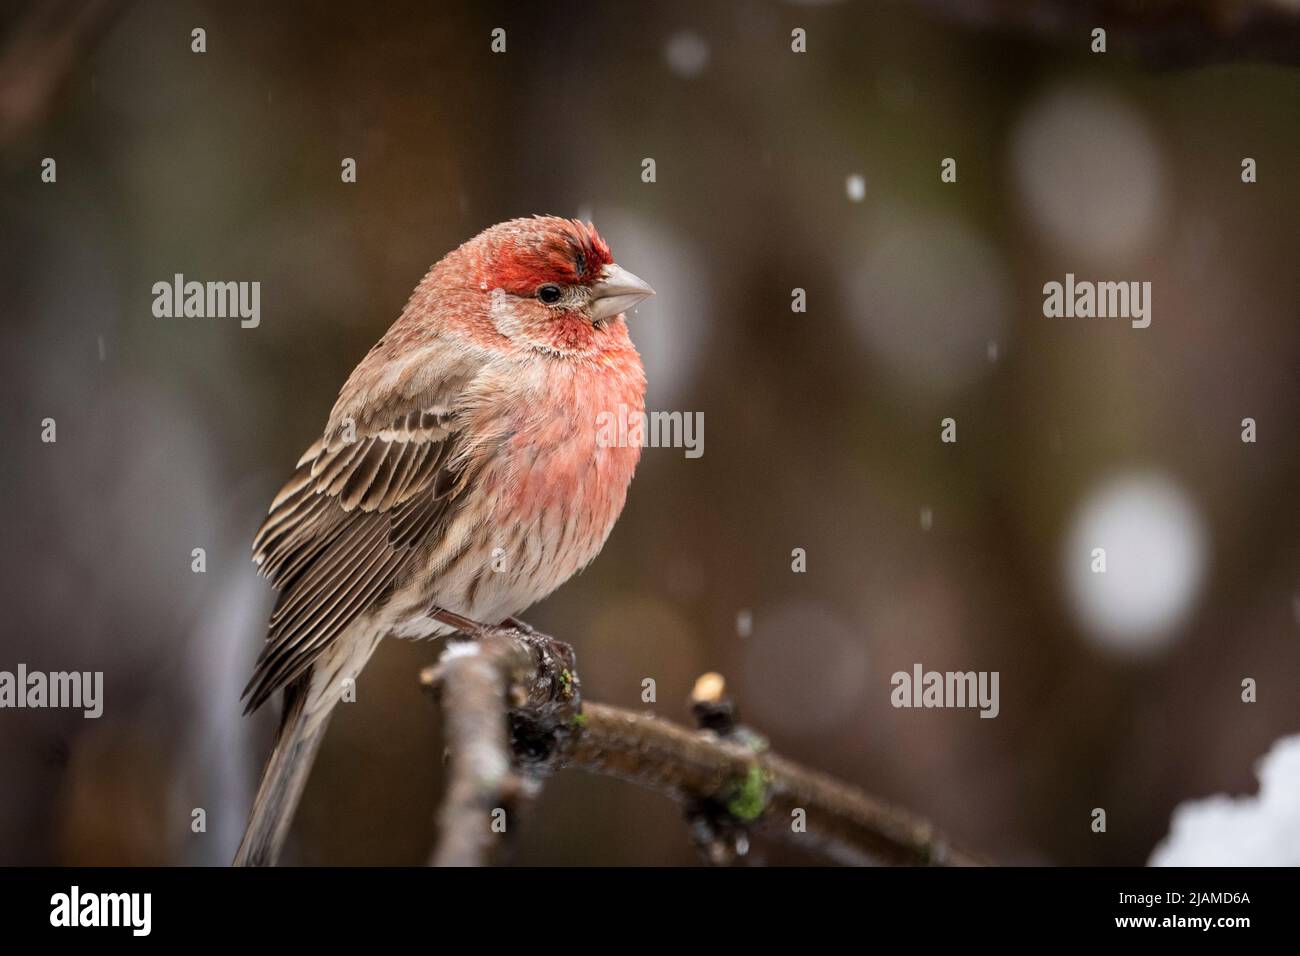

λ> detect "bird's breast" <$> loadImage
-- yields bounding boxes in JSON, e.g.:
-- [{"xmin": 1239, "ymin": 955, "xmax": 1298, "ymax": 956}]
[
  {"xmin": 382, "ymin": 348, "xmax": 646, "ymax": 634},
  {"xmin": 501, "ymin": 354, "xmax": 645, "ymax": 531}
]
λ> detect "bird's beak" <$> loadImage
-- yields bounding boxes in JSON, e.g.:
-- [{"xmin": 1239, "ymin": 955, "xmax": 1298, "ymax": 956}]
[{"xmin": 589, "ymin": 263, "xmax": 655, "ymax": 322}]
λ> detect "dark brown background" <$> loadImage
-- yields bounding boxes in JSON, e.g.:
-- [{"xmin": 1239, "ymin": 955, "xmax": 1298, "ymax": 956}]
[{"xmin": 2, "ymin": 0, "xmax": 1298, "ymax": 865}]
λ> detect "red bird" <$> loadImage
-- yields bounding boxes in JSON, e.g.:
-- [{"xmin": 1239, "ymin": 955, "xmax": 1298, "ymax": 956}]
[{"xmin": 235, "ymin": 216, "xmax": 653, "ymax": 865}]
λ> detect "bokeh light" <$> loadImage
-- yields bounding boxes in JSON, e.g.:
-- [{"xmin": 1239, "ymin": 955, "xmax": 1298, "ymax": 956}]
[
  {"xmin": 1063, "ymin": 472, "xmax": 1208, "ymax": 653},
  {"xmin": 840, "ymin": 212, "xmax": 1010, "ymax": 396},
  {"xmin": 1011, "ymin": 85, "xmax": 1167, "ymax": 263}
]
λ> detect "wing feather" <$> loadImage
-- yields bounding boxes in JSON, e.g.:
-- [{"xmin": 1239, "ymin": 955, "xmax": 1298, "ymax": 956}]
[{"xmin": 244, "ymin": 386, "xmax": 479, "ymax": 713}]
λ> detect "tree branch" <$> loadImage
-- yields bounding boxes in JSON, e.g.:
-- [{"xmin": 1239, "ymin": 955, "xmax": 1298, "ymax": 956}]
[
  {"xmin": 424, "ymin": 616, "xmax": 978, "ymax": 867},
  {"xmin": 421, "ymin": 638, "xmax": 530, "ymax": 867},
  {"xmin": 563, "ymin": 702, "xmax": 974, "ymax": 865}
]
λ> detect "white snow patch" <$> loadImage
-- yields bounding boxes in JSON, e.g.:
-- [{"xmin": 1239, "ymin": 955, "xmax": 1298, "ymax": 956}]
[{"xmin": 1150, "ymin": 734, "xmax": 1300, "ymax": 866}]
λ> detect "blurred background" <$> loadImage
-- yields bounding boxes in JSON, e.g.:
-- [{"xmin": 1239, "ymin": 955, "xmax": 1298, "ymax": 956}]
[{"xmin": 2, "ymin": 0, "xmax": 1299, "ymax": 865}]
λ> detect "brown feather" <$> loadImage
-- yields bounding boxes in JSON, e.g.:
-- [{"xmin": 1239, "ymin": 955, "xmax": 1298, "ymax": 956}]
[{"xmin": 243, "ymin": 407, "xmax": 470, "ymax": 714}]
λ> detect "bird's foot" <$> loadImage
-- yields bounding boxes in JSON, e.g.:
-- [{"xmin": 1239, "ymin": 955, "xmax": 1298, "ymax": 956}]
[
  {"xmin": 503, "ymin": 616, "xmax": 575, "ymax": 670},
  {"xmin": 429, "ymin": 607, "xmax": 548, "ymax": 649},
  {"xmin": 502, "ymin": 615, "xmax": 539, "ymax": 637},
  {"xmin": 427, "ymin": 605, "xmax": 493, "ymax": 640},
  {"xmin": 427, "ymin": 606, "xmax": 573, "ymax": 672}
]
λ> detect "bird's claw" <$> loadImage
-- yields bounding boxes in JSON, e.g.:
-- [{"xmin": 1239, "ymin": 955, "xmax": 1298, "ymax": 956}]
[
  {"xmin": 502, "ymin": 615, "xmax": 539, "ymax": 637},
  {"xmin": 428, "ymin": 607, "xmax": 573, "ymax": 671}
]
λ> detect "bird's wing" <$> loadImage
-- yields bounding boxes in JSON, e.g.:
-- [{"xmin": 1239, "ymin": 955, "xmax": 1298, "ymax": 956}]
[{"xmin": 242, "ymin": 341, "xmax": 486, "ymax": 714}]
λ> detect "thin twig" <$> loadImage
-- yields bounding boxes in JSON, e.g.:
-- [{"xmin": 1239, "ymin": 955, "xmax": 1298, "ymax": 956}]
[
  {"xmin": 422, "ymin": 638, "xmax": 527, "ymax": 867},
  {"xmin": 565, "ymin": 702, "xmax": 975, "ymax": 866},
  {"xmin": 424, "ymin": 620, "xmax": 978, "ymax": 866}
]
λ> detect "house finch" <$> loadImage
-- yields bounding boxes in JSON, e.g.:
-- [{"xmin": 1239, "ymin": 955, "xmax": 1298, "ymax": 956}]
[{"xmin": 234, "ymin": 216, "xmax": 653, "ymax": 866}]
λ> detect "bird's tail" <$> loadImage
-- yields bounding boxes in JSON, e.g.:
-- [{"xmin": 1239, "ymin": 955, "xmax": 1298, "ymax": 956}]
[{"xmin": 234, "ymin": 677, "xmax": 334, "ymax": 867}]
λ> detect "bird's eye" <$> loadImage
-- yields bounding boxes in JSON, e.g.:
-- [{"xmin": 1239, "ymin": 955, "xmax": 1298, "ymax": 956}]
[{"xmin": 537, "ymin": 284, "xmax": 563, "ymax": 304}]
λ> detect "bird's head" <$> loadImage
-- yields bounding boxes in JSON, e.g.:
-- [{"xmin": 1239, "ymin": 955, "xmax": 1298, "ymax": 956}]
[{"xmin": 453, "ymin": 216, "xmax": 654, "ymax": 357}]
